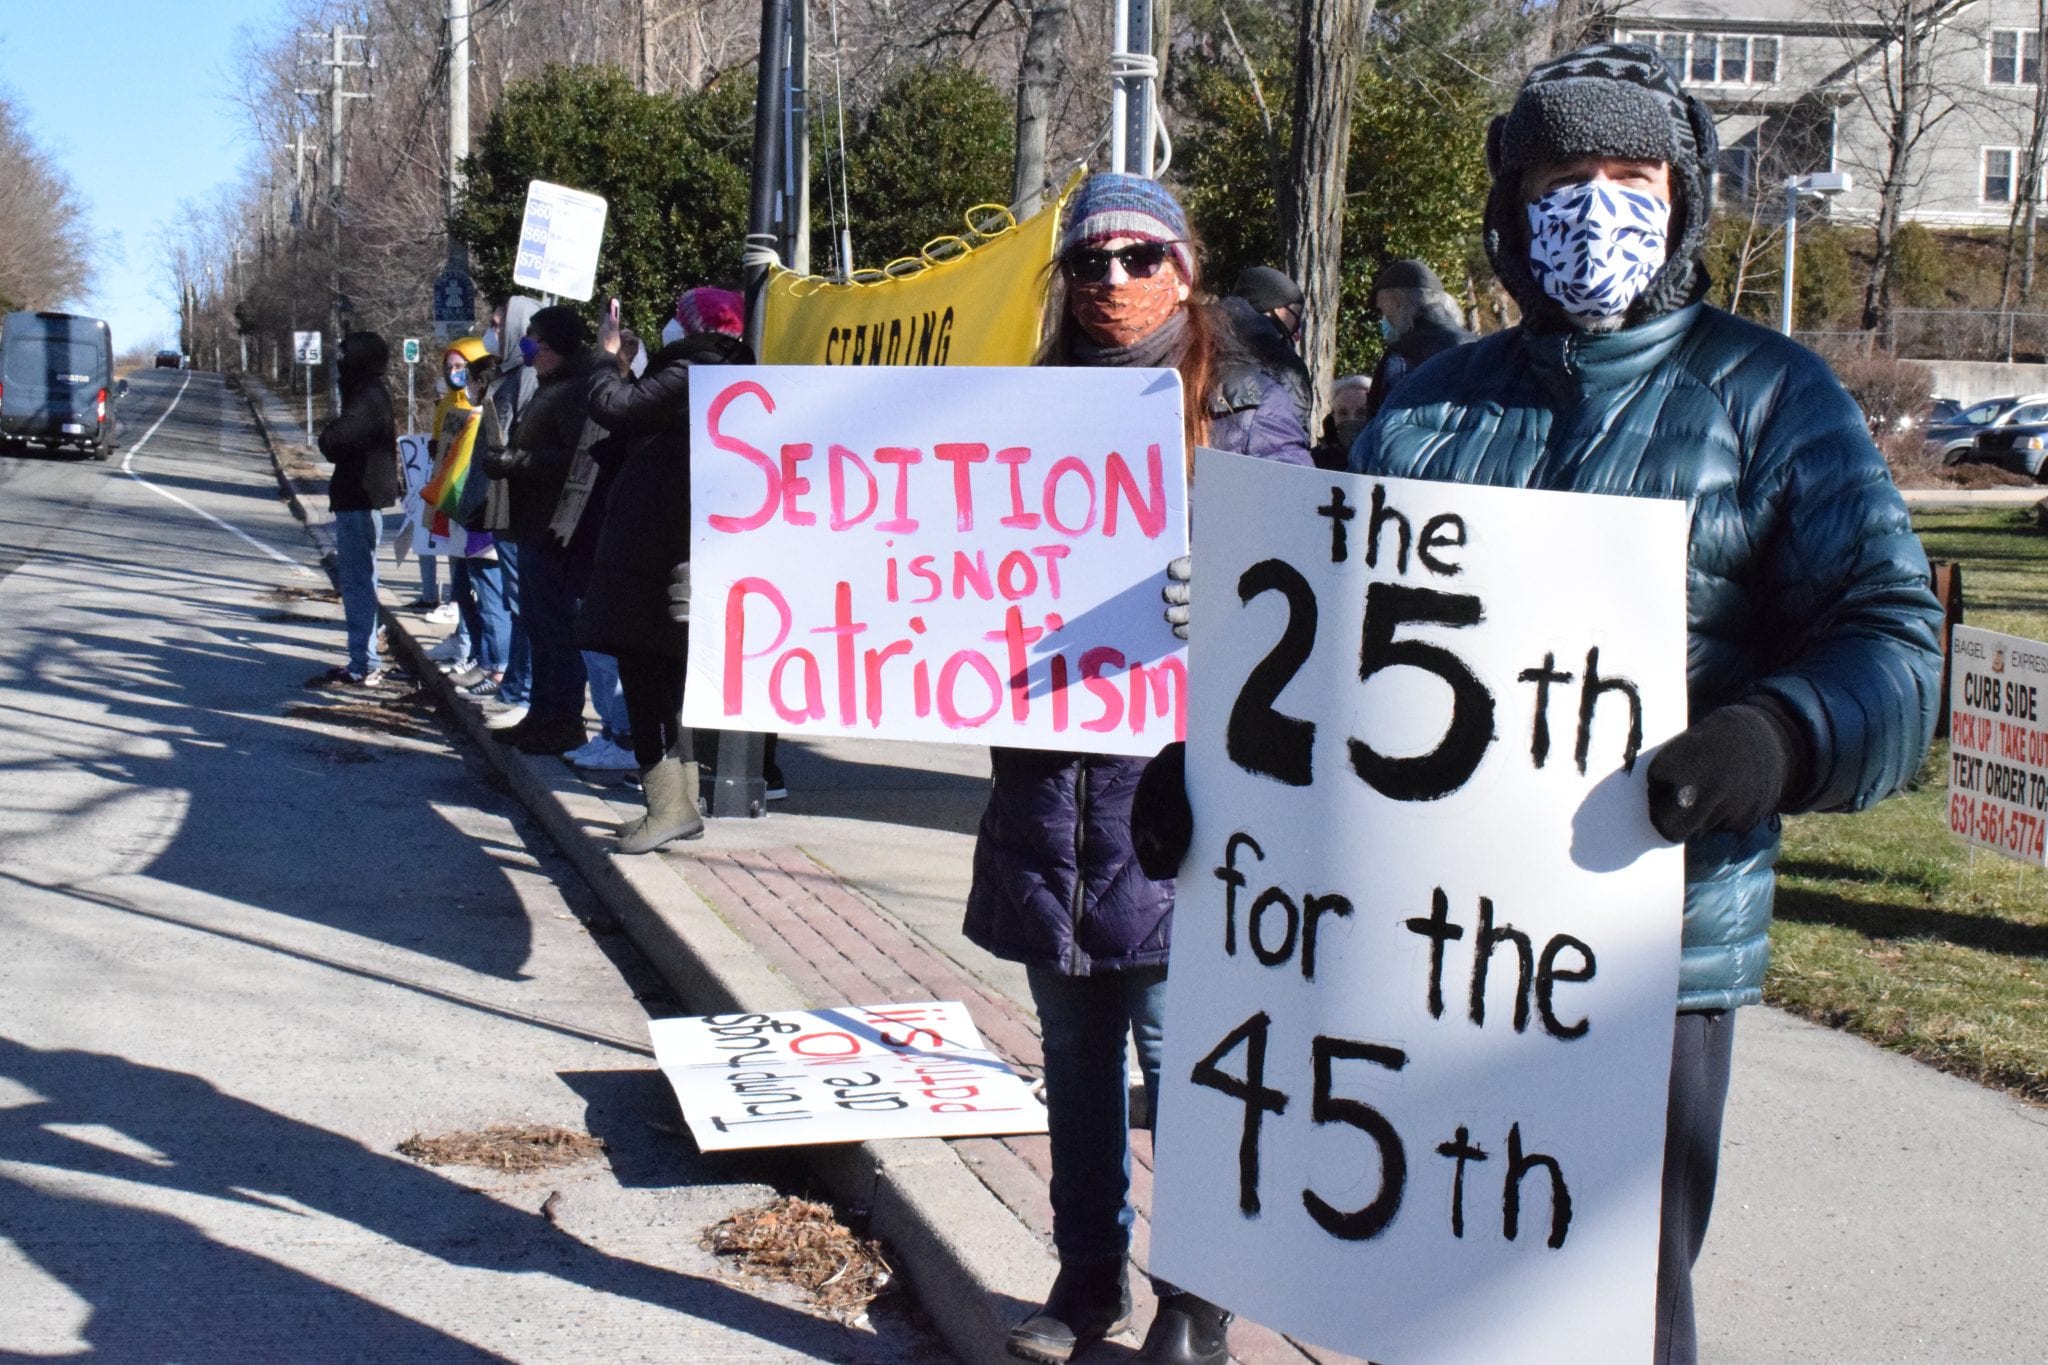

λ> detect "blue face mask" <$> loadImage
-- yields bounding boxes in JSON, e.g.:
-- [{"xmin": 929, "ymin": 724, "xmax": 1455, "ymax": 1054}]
[
  {"xmin": 1377, "ymin": 317, "xmax": 1396, "ymax": 342},
  {"xmin": 447, "ymin": 366, "xmax": 468, "ymax": 391},
  {"xmin": 518, "ymin": 336, "xmax": 540, "ymax": 365}
]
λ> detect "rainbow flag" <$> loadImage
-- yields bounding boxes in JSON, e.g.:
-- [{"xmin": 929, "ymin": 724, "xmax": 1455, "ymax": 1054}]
[{"xmin": 421, "ymin": 410, "xmax": 480, "ymax": 536}]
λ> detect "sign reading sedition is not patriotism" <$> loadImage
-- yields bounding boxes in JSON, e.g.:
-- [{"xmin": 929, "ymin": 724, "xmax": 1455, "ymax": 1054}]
[
  {"xmin": 648, "ymin": 1000, "xmax": 1048, "ymax": 1151},
  {"xmin": 1150, "ymin": 457, "xmax": 1689, "ymax": 1363},
  {"xmin": 683, "ymin": 365, "xmax": 1189, "ymax": 755},
  {"xmin": 1947, "ymin": 624, "xmax": 2048, "ymax": 864}
]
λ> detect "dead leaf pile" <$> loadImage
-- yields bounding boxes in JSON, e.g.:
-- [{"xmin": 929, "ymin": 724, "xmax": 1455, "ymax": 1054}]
[
  {"xmin": 397, "ymin": 1124, "xmax": 607, "ymax": 1172},
  {"xmin": 702, "ymin": 1196, "xmax": 893, "ymax": 1315}
]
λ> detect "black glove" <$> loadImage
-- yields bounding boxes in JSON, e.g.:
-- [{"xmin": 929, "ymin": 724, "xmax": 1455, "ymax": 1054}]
[
  {"xmin": 667, "ymin": 562, "xmax": 691, "ymax": 624},
  {"xmin": 1163, "ymin": 555, "xmax": 1192, "ymax": 640},
  {"xmin": 1131, "ymin": 741, "xmax": 1192, "ymax": 880},
  {"xmin": 1646, "ymin": 699, "xmax": 1807, "ymax": 843}
]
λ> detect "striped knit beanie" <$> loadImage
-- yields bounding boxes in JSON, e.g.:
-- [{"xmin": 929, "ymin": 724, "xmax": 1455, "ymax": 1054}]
[
  {"xmin": 1058, "ymin": 174, "xmax": 1195, "ymax": 283},
  {"xmin": 675, "ymin": 287, "xmax": 746, "ymax": 338}
]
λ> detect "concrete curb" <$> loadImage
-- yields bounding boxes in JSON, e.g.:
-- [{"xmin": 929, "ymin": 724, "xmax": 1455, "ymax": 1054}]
[
  {"xmin": 1901, "ymin": 486, "xmax": 2048, "ymax": 510},
  {"xmin": 242, "ymin": 383, "xmax": 1051, "ymax": 1365}
]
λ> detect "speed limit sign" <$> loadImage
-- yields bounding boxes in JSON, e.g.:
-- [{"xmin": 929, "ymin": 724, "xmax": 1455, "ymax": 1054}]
[{"xmin": 293, "ymin": 331, "xmax": 323, "ymax": 365}]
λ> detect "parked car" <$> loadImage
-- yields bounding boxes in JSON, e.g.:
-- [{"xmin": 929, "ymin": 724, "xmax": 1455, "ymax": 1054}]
[
  {"xmin": 1923, "ymin": 393, "xmax": 2048, "ymax": 466},
  {"xmin": 1973, "ymin": 419, "xmax": 2048, "ymax": 480},
  {"xmin": 0, "ymin": 311, "xmax": 117, "ymax": 460},
  {"xmin": 154, "ymin": 349, "xmax": 182, "ymax": 369}
]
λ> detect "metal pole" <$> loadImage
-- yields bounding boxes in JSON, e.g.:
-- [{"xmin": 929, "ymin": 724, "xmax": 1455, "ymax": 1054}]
[
  {"xmin": 329, "ymin": 25, "xmax": 345, "ymax": 413},
  {"xmin": 788, "ymin": 0, "xmax": 811, "ymax": 274},
  {"xmin": 1110, "ymin": 1, "xmax": 1130, "ymax": 173},
  {"xmin": 448, "ymin": 0, "xmax": 470, "ymax": 273},
  {"xmin": 406, "ymin": 360, "xmax": 416, "ymax": 433},
  {"xmin": 305, "ymin": 363, "xmax": 314, "ymax": 441},
  {"xmin": 1779, "ymin": 181, "xmax": 1799, "ymax": 336},
  {"xmin": 1122, "ymin": 0, "xmax": 1155, "ymax": 177},
  {"xmin": 717, "ymin": 0, "xmax": 788, "ymax": 820}
]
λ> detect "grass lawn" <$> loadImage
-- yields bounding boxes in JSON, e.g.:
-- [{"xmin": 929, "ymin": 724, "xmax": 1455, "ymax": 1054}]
[{"xmin": 1766, "ymin": 507, "xmax": 2048, "ymax": 1103}]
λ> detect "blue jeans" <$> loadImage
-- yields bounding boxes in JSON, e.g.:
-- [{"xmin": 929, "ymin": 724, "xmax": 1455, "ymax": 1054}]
[
  {"xmin": 583, "ymin": 648, "xmax": 630, "ymax": 742},
  {"xmin": 515, "ymin": 538, "xmax": 586, "ymax": 722},
  {"xmin": 446, "ymin": 557, "xmax": 478, "ymax": 663},
  {"xmin": 1025, "ymin": 965, "xmax": 1168, "ymax": 1264},
  {"xmin": 333, "ymin": 509, "xmax": 384, "ymax": 675},
  {"xmin": 490, "ymin": 541, "xmax": 532, "ymax": 705},
  {"xmin": 417, "ymin": 553, "xmax": 442, "ymax": 602}
]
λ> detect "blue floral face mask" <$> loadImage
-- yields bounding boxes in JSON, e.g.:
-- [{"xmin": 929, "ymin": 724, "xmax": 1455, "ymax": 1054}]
[{"xmin": 1525, "ymin": 181, "xmax": 1670, "ymax": 322}]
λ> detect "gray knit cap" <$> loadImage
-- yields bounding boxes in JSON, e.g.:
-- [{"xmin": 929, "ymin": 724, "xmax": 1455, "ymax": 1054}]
[{"xmin": 1483, "ymin": 41, "xmax": 1719, "ymax": 329}]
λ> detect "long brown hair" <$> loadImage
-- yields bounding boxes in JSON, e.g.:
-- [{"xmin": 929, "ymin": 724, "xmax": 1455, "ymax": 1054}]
[{"xmin": 1038, "ymin": 246, "xmax": 1215, "ymax": 474}]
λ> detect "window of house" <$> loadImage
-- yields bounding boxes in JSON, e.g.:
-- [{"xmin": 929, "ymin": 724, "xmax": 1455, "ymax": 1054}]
[
  {"xmin": 1989, "ymin": 29, "xmax": 2042, "ymax": 85},
  {"xmin": 1633, "ymin": 30, "xmax": 1780, "ymax": 85},
  {"xmin": 1985, "ymin": 147, "xmax": 2018, "ymax": 203}
]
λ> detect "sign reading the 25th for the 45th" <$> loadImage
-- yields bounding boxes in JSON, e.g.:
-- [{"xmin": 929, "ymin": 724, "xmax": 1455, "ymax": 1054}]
[{"xmin": 1150, "ymin": 458, "xmax": 1689, "ymax": 1364}]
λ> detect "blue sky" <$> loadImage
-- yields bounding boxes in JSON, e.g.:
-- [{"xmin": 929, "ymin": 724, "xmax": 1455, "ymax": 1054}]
[{"xmin": 2, "ymin": 0, "xmax": 282, "ymax": 351}]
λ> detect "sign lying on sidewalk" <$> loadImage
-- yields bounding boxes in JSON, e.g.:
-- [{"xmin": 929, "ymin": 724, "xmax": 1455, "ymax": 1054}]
[
  {"xmin": 1947, "ymin": 624, "xmax": 2048, "ymax": 864},
  {"xmin": 1149, "ymin": 458, "xmax": 1688, "ymax": 1364},
  {"xmin": 684, "ymin": 365, "xmax": 1189, "ymax": 755},
  {"xmin": 649, "ymin": 1000, "xmax": 1049, "ymax": 1151}
]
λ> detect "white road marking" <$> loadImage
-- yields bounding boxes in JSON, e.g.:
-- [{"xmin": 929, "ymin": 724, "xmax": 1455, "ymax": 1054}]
[{"xmin": 121, "ymin": 373, "xmax": 316, "ymax": 577}]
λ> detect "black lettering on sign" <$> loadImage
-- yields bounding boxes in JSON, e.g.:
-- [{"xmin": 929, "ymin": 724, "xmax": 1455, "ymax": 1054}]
[
  {"xmin": 1214, "ymin": 831, "xmax": 1264, "ymax": 957},
  {"xmin": 1249, "ymin": 887, "xmax": 1300, "ymax": 967},
  {"xmin": 1227, "ymin": 559, "xmax": 1318, "ymax": 787},
  {"xmin": 1435, "ymin": 1125, "xmax": 1490, "ymax": 1238},
  {"xmin": 1302, "ymin": 1035, "xmax": 1409, "ymax": 1241},
  {"xmin": 1404, "ymin": 886, "xmax": 1466, "ymax": 1020},
  {"xmin": 1348, "ymin": 582, "xmax": 1496, "ymax": 801},
  {"xmin": 1469, "ymin": 896, "xmax": 1534, "ymax": 1034},
  {"xmin": 1575, "ymin": 647, "xmax": 1644, "ymax": 775},
  {"xmin": 1504, "ymin": 1124, "xmax": 1573, "ymax": 1249},
  {"xmin": 1318, "ymin": 486, "xmax": 1355, "ymax": 563},
  {"xmin": 1518, "ymin": 652, "xmax": 1575, "ymax": 768},
  {"xmin": 1190, "ymin": 1012, "xmax": 1289, "ymax": 1216},
  {"xmin": 1535, "ymin": 935, "xmax": 1596, "ymax": 1040}
]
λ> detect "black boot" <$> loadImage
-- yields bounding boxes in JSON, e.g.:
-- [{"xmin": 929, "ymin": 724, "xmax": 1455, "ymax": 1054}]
[
  {"xmin": 1135, "ymin": 1290, "xmax": 1232, "ymax": 1365},
  {"xmin": 1006, "ymin": 1259, "xmax": 1131, "ymax": 1363}
]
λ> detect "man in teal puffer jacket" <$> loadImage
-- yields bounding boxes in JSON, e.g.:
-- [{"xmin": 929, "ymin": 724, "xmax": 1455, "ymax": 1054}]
[{"xmin": 1349, "ymin": 41, "xmax": 1943, "ymax": 1365}]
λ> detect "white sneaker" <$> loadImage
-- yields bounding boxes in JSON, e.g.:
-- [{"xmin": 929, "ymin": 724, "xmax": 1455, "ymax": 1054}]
[
  {"xmin": 425, "ymin": 635, "xmax": 466, "ymax": 662},
  {"xmin": 425, "ymin": 602, "xmax": 460, "ymax": 624},
  {"xmin": 483, "ymin": 703, "xmax": 530, "ymax": 731},
  {"xmin": 569, "ymin": 737, "xmax": 638, "ymax": 772}
]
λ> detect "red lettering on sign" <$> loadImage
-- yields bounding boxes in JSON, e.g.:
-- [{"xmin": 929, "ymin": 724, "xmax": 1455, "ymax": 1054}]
[
  {"xmin": 934, "ymin": 442, "xmax": 990, "ymax": 530},
  {"xmin": 724, "ymin": 577, "xmax": 791, "ymax": 715},
  {"xmin": 828, "ymin": 443, "xmax": 877, "ymax": 530},
  {"xmin": 1103, "ymin": 443, "xmax": 1167, "ymax": 538},
  {"xmin": 705, "ymin": 381, "xmax": 780, "ymax": 532}
]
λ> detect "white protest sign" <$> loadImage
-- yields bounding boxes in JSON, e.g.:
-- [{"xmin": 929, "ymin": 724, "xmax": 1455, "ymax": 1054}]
[
  {"xmin": 1947, "ymin": 624, "xmax": 2048, "ymax": 864},
  {"xmin": 648, "ymin": 1000, "xmax": 1049, "ymax": 1151},
  {"xmin": 1150, "ymin": 457, "xmax": 1689, "ymax": 1364},
  {"xmin": 683, "ymin": 365, "xmax": 1189, "ymax": 756},
  {"xmin": 512, "ymin": 179, "xmax": 608, "ymax": 302},
  {"xmin": 397, "ymin": 433, "xmax": 465, "ymax": 559},
  {"xmin": 293, "ymin": 331, "xmax": 322, "ymax": 365}
]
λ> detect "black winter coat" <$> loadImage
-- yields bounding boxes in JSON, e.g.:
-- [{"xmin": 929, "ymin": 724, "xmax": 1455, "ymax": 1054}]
[
  {"xmin": 574, "ymin": 340, "xmax": 698, "ymax": 657},
  {"xmin": 1363, "ymin": 314, "xmax": 1474, "ymax": 421},
  {"xmin": 317, "ymin": 332, "xmax": 399, "ymax": 511},
  {"xmin": 480, "ymin": 347, "xmax": 598, "ymax": 542}
]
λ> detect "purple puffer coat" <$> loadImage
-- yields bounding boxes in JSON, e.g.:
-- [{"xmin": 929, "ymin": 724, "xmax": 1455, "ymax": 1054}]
[{"xmin": 962, "ymin": 332, "xmax": 1313, "ymax": 976}]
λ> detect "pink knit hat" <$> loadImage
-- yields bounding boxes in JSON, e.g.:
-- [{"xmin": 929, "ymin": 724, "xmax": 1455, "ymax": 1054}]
[{"xmin": 675, "ymin": 287, "xmax": 745, "ymax": 338}]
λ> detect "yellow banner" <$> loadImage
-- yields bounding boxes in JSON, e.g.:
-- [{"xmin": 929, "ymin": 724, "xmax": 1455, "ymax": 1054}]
[{"xmin": 760, "ymin": 189, "xmax": 1069, "ymax": 367}]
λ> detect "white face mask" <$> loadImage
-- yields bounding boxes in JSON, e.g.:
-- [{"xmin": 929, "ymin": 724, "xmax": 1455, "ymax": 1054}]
[
  {"xmin": 660, "ymin": 318, "xmax": 686, "ymax": 347},
  {"xmin": 628, "ymin": 344, "xmax": 648, "ymax": 379},
  {"xmin": 481, "ymin": 327, "xmax": 500, "ymax": 357},
  {"xmin": 1525, "ymin": 181, "xmax": 1670, "ymax": 322}
]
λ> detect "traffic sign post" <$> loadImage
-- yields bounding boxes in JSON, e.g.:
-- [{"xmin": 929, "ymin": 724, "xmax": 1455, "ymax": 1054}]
[
  {"xmin": 433, "ymin": 267, "xmax": 476, "ymax": 343},
  {"xmin": 402, "ymin": 337, "xmax": 421, "ymax": 432},
  {"xmin": 293, "ymin": 331, "xmax": 322, "ymax": 440}
]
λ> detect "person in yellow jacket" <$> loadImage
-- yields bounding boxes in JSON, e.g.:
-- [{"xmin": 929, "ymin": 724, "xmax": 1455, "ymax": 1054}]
[{"xmin": 421, "ymin": 336, "xmax": 524, "ymax": 706}]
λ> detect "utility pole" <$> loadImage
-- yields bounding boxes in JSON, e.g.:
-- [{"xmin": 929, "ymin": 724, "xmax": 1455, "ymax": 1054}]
[
  {"xmin": 301, "ymin": 25, "xmax": 370, "ymax": 410},
  {"xmin": 437, "ymin": 0, "xmax": 478, "ymax": 345},
  {"xmin": 784, "ymin": 0, "xmax": 810, "ymax": 273},
  {"xmin": 1110, "ymin": 0, "xmax": 1157, "ymax": 176}
]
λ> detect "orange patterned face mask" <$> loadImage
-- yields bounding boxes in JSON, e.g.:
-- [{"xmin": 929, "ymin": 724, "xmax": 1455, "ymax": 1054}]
[{"xmin": 1068, "ymin": 270, "xmax": 1184, "ymax": 347}]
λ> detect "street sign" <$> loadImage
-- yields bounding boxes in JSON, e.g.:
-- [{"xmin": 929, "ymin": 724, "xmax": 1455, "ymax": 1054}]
[
  {"xmin": 433, "ymin": 266, "xmax": 476, "ymax": 327},
  {"xmin": 512, "ymin": 179, "xmax": 609, "ymax": 302},
  {"xmin": 402, "ymin": 337, "xmax": 421, "ymax": 364},
  {"xmin": 293, "ymin": 331, "xmax": 322, "ymax": 365}
]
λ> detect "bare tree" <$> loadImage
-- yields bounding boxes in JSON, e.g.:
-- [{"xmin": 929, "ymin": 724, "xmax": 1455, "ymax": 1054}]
[
  {"xmin": 1819, "ymin": 0, "xmax": 1987, "ymax": 334},
  {"xmin": 1282, "ymin": 0, "xmax": 1375, "ymax": 423},
  {"xmin": 1010, "ymin": 2, "xmax": 1068, "ymax": 215},
  {"xmin": 0, "ymin": 95, "xmax": 93, "ymax": 311}
]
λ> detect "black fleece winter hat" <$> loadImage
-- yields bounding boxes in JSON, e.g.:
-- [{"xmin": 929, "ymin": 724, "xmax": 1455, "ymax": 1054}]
[
  {"xmin": 1233, "ymin": 265, "xmax": 1304, "ymax": 313},
  {"xmin": 1483, "ymin": 41, "xmax": 1719, "ymax": 329},
  {"xmin": 526, "ymin": 304, "xmax": 589, "ymax": 356},
  {"xmin": 1371, "ymin": 258, "xmax": 1445, "ymax": 296}
]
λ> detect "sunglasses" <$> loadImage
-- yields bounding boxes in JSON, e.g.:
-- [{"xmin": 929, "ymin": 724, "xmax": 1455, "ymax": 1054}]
[{"xmin": 1061, "ymin": 242, "xmax": 1175, "ymax": 283}]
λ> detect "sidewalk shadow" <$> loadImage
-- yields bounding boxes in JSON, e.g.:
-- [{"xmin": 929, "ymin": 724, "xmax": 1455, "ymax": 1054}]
[
  {"xmin": 1774, "ymin": 884, "xmax": 2048, "ymax": 958},
  {"xmin": 0, "ymin": 1037, "xmax": 885, "ymax": 1359},
  {"xmin": 769, "ymin": 742, "xmax": 988, "ymax": 837}
]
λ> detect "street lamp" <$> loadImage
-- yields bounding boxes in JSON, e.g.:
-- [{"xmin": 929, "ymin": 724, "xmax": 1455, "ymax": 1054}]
[{"xmin": 1779, "ymin": 171, "xmax": 1853, "ymax": 336}]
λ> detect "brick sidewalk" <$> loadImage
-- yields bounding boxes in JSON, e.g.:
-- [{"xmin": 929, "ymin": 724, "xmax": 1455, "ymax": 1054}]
[{"xmin": 685, "ymin": 845, "xmax": 1348, "ymax": 1365}]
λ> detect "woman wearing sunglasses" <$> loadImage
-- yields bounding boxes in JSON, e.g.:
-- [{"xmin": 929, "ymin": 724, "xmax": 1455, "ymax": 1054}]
[{"xmin": 964, "ymin": 173, "xmax": 1312, "ymax": 1365}]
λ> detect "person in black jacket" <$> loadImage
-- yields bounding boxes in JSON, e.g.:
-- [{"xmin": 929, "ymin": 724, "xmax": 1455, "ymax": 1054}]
[
  {"xmin": 478, "ymin": 305, "xmax": 599, "ymax": 754},
  {"xmin": 582, "ymin": 310, "xmax": 753, "ymax": 852},
  {"xmin": 1362, "ymin": 258, "xmax": 1475, "ymax": 421},
  {"xmin": 313, "ymin": 331, "xmax": 399, "ymax": 685}
]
